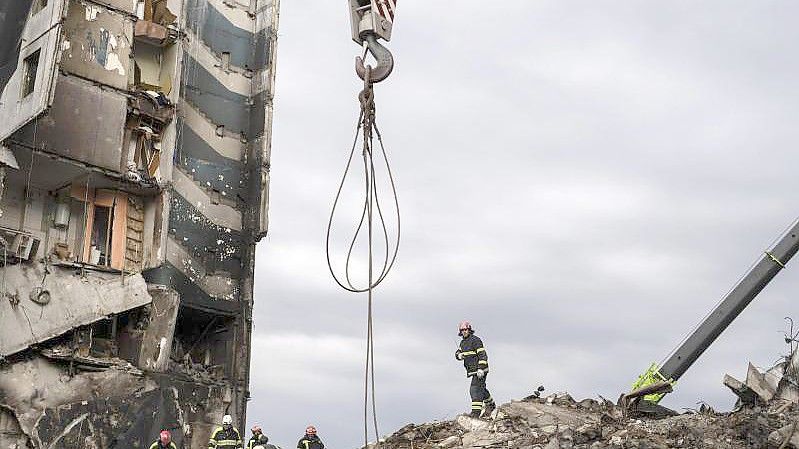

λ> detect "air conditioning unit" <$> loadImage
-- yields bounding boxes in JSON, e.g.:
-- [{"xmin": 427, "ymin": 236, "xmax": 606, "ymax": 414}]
[{"xmin": 0, "ymin": 227, "xmax": 40, "ymax": 261}]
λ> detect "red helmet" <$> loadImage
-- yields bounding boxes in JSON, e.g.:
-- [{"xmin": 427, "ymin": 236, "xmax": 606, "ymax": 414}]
[
  {"xmin": 458, "ymin": 321, "xmax": 472, "ymax": 332},
  {"xmin": 159, "ymin": 430, "xmax": 171, "ymax": 445},
  {"xmin": 306, "ymin": 425, "xmax": 317, "ymax": 436}
]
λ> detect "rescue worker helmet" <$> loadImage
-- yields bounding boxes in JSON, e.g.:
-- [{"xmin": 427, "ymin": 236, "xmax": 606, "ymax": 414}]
[
  {"xmin": 223, "ymin": 415, "xmax": 233, "ymax": 426},
  {"xmin": 160, "ymin": 430, "xmax": 171, "ymax": 445},
  {"xmin": 306, "ymin": 425, "xmax": 317, "ymax": 435},
  {"xmin": 252, "ymin": 425, "xmax": 262, "ymax": 434},
  {"xmin": 458, "ymin": 320, "xmax": 472, "ymax": 333}
]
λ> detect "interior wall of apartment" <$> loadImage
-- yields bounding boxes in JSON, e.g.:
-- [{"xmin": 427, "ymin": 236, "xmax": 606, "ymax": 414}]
[{"xmin": 60, "ymin": 0, "xmax": 133, "ymax": 91}]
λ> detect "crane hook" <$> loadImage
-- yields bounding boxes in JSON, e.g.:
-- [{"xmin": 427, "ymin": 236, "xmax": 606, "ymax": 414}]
[{"xmin": 355, "ymin": 34, "xmax": 394, "ymax": 83}]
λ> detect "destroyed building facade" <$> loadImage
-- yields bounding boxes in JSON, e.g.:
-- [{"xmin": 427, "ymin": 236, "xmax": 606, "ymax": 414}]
[{"xmin": 0, "ymin": 0, "xmax": 278, "ymax": 447}]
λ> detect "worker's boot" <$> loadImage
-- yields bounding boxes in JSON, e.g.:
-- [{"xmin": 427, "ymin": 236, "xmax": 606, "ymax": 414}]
[
  {"xmin": 481, "ymin": 401, "xmax": 496, "ymax": 418},
  {"xmin": 469, "ymin": 409, "xmax": 482, "ymax": 418}
]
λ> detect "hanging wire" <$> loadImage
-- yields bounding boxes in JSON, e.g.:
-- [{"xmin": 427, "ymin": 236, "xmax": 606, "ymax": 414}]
[{"xmin": 326, "ymin": 68, "xmax": 400, "ymax": 448}]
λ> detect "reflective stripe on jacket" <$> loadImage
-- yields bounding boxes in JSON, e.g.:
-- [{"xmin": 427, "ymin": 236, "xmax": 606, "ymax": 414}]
[
  {"xmin": 149, "ymin": 442, "xmax": 177, "ymax": 449},
  {"xmin": 209, "ymin": 426, "xmax": 243, "ymax": 449},
  {"xmin": 456, "ymin": 333, "xmax": 488, "ymax": 376},
  {"xmin": 297, "ymin": 435, "xmax": 324, "ymax": 449},
  {"xmin": 248, "ymin": 434, "xmax": 269, "ymax": 449}
]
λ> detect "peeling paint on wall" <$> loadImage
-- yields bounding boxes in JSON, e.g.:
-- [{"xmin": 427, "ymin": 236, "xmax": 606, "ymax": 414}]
[{"xmin": 61, "ymin": 0, "xmax": 132, "ymax": 90}]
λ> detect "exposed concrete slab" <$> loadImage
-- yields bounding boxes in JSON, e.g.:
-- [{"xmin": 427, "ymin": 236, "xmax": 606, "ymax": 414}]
[
  {"xmin": 723, "ymin": 374, "xmax": 758, "ymax": 405},
  {"xmin": 0, "ymin": 262, "xmax": 152, "ymax": 358},
  {"xmin": 144, "ymin": 262, "xmax": 240, "ymax": 314},
  {"xmin": 139, "ymin": 286, "xmax": 180, "ymax": 372},
  {"xmin": 746, "ymin": 362, "xmax": 776, "ymax": 403}
]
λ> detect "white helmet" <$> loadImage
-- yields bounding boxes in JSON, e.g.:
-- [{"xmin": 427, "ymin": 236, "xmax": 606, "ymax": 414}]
[{"xmin": 223, "ymin": 415, "xmax": 233, "ymax": 425}]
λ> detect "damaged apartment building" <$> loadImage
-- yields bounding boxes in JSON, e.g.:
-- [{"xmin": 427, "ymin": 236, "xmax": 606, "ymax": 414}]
[{"xmin": 0, "ymin": 0, "xmax": 277, "ymax": 447}]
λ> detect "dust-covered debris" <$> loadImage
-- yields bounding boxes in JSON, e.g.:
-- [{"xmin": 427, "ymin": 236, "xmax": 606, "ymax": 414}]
[{"xmin": 372, "ymin": 392, "xmax": 799, "ymax": 449}]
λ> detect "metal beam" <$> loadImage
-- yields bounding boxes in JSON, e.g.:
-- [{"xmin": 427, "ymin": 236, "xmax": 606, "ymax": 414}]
[{"xmin": 660, "ymin": 219, "xmax": 799, "ymax": 381}]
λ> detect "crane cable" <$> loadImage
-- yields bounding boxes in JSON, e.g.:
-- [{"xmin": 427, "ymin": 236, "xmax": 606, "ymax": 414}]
[{"xmin": 325, "ymin": 66, "xmax": 401, "ymax": 448}]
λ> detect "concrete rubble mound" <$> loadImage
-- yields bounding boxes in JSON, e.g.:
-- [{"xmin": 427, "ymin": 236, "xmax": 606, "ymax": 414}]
[{"xmin": 375, "ymin": 392, "xmax": 799, "ymax": 449}]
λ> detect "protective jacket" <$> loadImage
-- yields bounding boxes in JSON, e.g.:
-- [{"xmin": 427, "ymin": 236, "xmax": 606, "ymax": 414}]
[
  {"xmin": 248, "ymin": 434, "xmax": 269, "ymax": 449},
  {"xmin": 456, "ymin": 333, "xmax": 488, "ymax": 377},
  {"xmin": 149, "ymin": 442, "xmax": 177, "ymax": 449},
  {"xmin": 297, "ymin": 435, "xmax": 324, "ymax": 449},
  {"xmin": 209, "ymin": 426, "xmax": 243, "ymax": 449}
]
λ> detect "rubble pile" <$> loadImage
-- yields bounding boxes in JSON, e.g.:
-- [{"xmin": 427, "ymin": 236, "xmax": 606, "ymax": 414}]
[{"xmin": 377, "ymin": 393, "xmax": 799, "ymax": 449}]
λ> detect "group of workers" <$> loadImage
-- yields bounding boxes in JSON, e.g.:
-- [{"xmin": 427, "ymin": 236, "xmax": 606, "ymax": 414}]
[
  {"xmin": 148, "ymin": 417, "xmax": 323, "ymax": 449},
  {"xmin": 149, "ymin": 320, "xmax": 492, "ymax": 448}
]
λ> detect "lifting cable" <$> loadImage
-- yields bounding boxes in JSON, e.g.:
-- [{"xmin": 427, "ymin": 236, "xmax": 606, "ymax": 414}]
[{"xmin": 325, "ymin": 64, "xmax": 400, "ymax": 448}]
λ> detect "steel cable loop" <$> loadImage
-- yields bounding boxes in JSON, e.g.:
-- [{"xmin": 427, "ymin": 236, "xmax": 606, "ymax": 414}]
[{"xmin": 325, "ymin": 80, "xmax": 400, "ymax": 293}]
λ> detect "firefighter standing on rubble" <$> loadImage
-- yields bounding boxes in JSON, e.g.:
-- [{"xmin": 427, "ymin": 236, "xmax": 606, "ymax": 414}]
[
  {"xmin": 455, "ymin": 321, "xmax": 496, "ymax": 418},
  {"xmin": 209, "ymin": 415, "xmax": 244, "ymax": 449},
  {"xmin": 297, "ymin": 425, "xmax": 324, "ymax": 449}
]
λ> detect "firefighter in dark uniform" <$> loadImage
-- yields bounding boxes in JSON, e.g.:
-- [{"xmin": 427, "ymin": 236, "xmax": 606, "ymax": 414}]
[
  {"xmin": 455, "ymin": 320, "xmax": 496, "ymax": 418},
  {"xmin": 150, "ymin": 430, "xmax": 177, "ymax": 449},
  {"xmin": 297, "ymin": 425, "xmax": 324, "ymax": 449},
  {"xmin": 248, "ymin": 426, "xmax": 269, "ymax": 449},
  {"xmin": 209, "ymin": 415, "xmax": 243, "ymax": 449}
]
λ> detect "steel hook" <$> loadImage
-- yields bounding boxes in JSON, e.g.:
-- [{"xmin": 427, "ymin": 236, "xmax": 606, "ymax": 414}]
[{"xmin": 356, "ymin": 34, "xmax": 394, "ymax": 83}]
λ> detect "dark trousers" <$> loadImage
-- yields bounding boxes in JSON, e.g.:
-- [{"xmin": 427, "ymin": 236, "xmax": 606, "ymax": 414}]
[{"xmin": 469, "ymin": 374, "xmax": 493, "ymax": 411}]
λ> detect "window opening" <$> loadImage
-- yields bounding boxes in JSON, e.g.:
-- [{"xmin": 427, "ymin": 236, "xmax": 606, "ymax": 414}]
[
  {"xmin": 21, "ymin": 50, "xmax": 40, "ymax": 98},
  {"xmin": 90, "ymin": 205, "xmax": 113, "ymax": 266}
]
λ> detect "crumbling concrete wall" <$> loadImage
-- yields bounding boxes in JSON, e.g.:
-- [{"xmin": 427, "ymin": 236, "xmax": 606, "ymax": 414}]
[
  {"xmin": 0, "ymin": 0, "xmax": 66, "ymax": 143},
  {"xmin": 11, "ymin": 74, "xmax": 128, "ymax": 172},
  {"xmin": 0, "ymin": 1, "xmax": 34, "ymax": 93},
  {"xmin": 139, "ymin": 286, "xmax": 180, "ymax": 372},
  {"xmin": 0, "ymin": 0, "xmax": 276, "ymax": 446},
  {"xmin": 60, "ymin": 0, "xmax": 134, "ymax": 91},
  {"xmin": 0, "ymin": 356, "xmax": 233, "ymax": 449},
  {"xmin": 0, "ymin": 263, "xmax": 152, "ymax": 358}
]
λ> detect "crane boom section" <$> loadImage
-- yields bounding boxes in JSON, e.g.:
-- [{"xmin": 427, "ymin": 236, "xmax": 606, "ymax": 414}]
[{"xmin": 661, "ymin": 220, "xmax": 799, "ymax": 382}]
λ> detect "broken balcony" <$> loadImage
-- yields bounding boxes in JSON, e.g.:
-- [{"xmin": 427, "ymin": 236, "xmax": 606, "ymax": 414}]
[{"xmin": 0, "ymin": 262, "xmax": 152, "ymax": 359}]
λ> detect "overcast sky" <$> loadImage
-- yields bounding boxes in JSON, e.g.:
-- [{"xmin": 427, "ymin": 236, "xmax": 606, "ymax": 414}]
[{"xmin": 248, "ymin": 1, "xmax": 799, "ymax": 448}]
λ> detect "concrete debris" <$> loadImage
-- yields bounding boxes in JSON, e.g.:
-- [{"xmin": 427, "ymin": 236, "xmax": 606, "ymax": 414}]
[
  {"xmin": 724, "ymin": 347, "xmax": 799, "ymax": 411},
  {"xmin": 374, "ymin": 391, "xmax": 799, "ymax": 449},
  {"xmin": 0, "ymin": 262, "xmax": 153, "ymax": 358}
]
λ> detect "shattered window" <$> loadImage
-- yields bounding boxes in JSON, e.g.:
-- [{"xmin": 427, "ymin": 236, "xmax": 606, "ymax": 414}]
[{"xmin": 21, "ymin": 50, "xmax": 40, "ymax": 98}]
